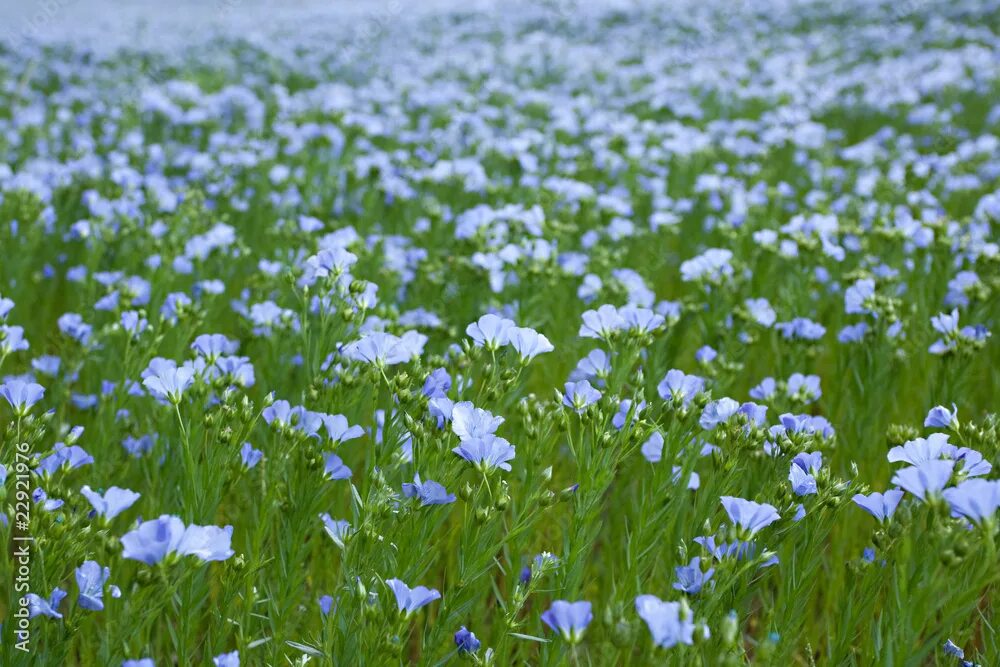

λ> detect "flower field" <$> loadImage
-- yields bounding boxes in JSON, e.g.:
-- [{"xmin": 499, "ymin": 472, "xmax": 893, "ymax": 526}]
[{"xmin": 1, "ymin": 0, "xmax": 1000, "ymax": 664}]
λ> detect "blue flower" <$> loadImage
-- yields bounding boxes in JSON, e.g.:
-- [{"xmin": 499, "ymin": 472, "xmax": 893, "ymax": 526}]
[
  {"xmin": 451, "ymin": 402, "xmax": 504, "ymax": 440},
  {"xmin": 928, "ymin": 309, "xmax": 990, "ymax": 354},
  {"xmin": 429, "ymin": 397, "xmax": 454, "ymax": 428},
  {"xmin": 695, "ymin": 536, "xmax": 778, "ymax": 567},
  {"xmin": 121, "ymin": 515, "xmax": 234, "ymax": 564},
  {"xmin": 319, "ymin": 595, "xmax": 334, "ymax": 616},
  {"xmin": 925, "ymin": 404, "xmax": 957, "ymax": 429},
  {"xmin": 695, "ymin": 346, "xmax": 717, "ymax": 364},
  {"xmin": 466, "ymin": 313, "xmax": 515, "ymax": 349},
  {"xmin": 422, "ymin": 368, "xmax": 451, "ymax": 398},
  {"xmin": 122, "ymin": 660, "xmax": 155, "ymax": 667},
  {"xmin": 680, "ymin": 248, "xmax": 733, "ymax": 283},
  {"xmin": 838, "ymin": 322, "xmax": 870, "ymax": 343},
  {"xmin": 76, "ymin": 560, "xmax": 112, "ymax": 611},
  {"xmin": 213, "ymin": 651, "xmax": 239, "ymax": 667},
  {"xmin": 454, "ymin": 626, "xmax": 481, "ymax": 654},
  {"xmin": 121, "ymin": 311, "xmax": 148, "ymax": 338},
  {"xmin": 141, "ymin": 361, "xmax": 194, "ymax": 403},
  {"xmin": 58, "ymin": 313, "xmax": 93, "ymax": 345},
  {"xmin": 341, "ymin": 331, "xmax": 426, "ymax": 366},
  {"xmin": 745, "ymin": 298, "xmax": 776, "ymax": 327},
  {"xmin": 620, "ymin": 305, "xmax": 664, "ymax": 333},
  {"xmin": 844, "ymin": 278, "xmax": 875, "ymax": 314},
  {"xmin": 508, "ymin": 326, "xmax": 554, "ymax": 362},
  {"xmin": 931, "ymin": 309, "xmax": 960, "ymax": 335},
  {"xmin": 673, "ymin": 557, "xmax": 714, "ymax": 594},
  {"xmin": 777, "ymin": 413, "xmax": 835, "ymax": 438},
  {"xmin": 775, "ymin": 317, "xmax": 826, "ymax": 341},
  {"xmin": 749, "ymin": 377, "xmax": 776, "ymax": 401},
  {"xmin": 321, "ymin": 414, "xmax": 365, "ymax": 445},
  {"xmin": 852, "ymin": 489, "xmax": 904, "ymax": 522},
  {"xmin": 943, "ymin": 639, "xmax": 965, "ymax": 659},
  {"xmin": 386, "ymin": 578, "xmax": 441, "ymax": 616},
  {"xmin": 946, "ymin": 446, "xmax": 991, "ymax": 478},
  {"xmin": 788, "ymin": 452, "xmax": 821, "ymax": 496},
  {"xmin": 299, "ymin": 247, "xmax": 357, "ymax": 287},
  {"xmin": 80, "ymin": 486, "xmax": 140, "ymax": 521},
  {"xmin": 943, "ymin": 479, "xmax": 1000, "ymax": 524},
  {"xmin": 789, "ymin": 464, "xmax": 817, "ymax": 496},
  {"xmin": 578, "ymin": 304, "xmax": 626, "ymax": 340},
  {"xmin": 657, "ymin": 370, "xmax": 705, "ymax": 408},
  {"xmin": 323, "ymin": 453, "xmax": 352, "ymax": 481},
  {"xmin": 402, "ymin": 473, "xmax": 456, "ymax": 505},
  {"xmin": 570, "ymin": 349, "xmax": 611, "ymax": 384},
  {"xmin": 641, "ymin": 432, "xmax": 664, "ymax": 463},
  {"xmin": 31, "ymin": 355, "xmax": 61, "ymax": 377},
  {"xmin": 888, "ymin": 433, "xmax": 949, "ymax": 465},
  {"xmin": 786, "ymin": 373, "xmax": 821, "ymax": 402},
  {"xmin": 192, "ymin": 334, "xmax": 239, "ymax": 360},
  {"xmin": 634, "ymin": 595, "xmax": 697, "ymax": 648},
  {"xmin": 699, "ymin": 398, "xmax": 740, "ymax": 430},
  {"xmin": 673, "ymin": 466, "xmax": 700, "ymax": 491},
  {"xmin": 453, "ymin": 435, "xmax": 516, "ymax": 472},
  {"xmin": 738, "ymin": 402, "xmax": 768, "ymax": 426},
  {"xmin": 240, "ymin": 442, "xmax": 263, "ymax": 469},
  {"xmin": 0, "ymin": 379, "xmax": 45, "ymax": 416},
  {"xmin": 0, "ymin": 324, "xmax": 30, "ymax": 355},
  {"xmin": 942, "ymin": 638, "xmax": 980, "ymax": 666},
  {"xmin": 34, "ymin": 487, "xmax": 64, "ymax": 511},
  {"xmin": 563, "ymin": 380, "xmax": 602, "ymax": 413},
  {"xmin": 36, "ymin": 443, "xmax": 94, "ymax": 475},
  {"xmin": 792, "ymin": 451, "xmax": 823, "ymax": 473},
  {"xmin": 720, "ymin": 496, "xmax": 780, "ymax": 536},
  {"xmin": 891, "ymin": 460, "xmax": 955, "ymax": 501},
  {"xmin": 612, "ymin": 399, "xmax": 644, "ymax": 429},
  {"xmin": 541, "ymin": 600, "xmax": 592, "ymax": 642},
  {"xmin": 320, "ymin": 514, "xmax": 351, "ymax": 548},
  {"xmin": 262, "ymin": 400, "xmax": 293, "ymax": 427},
  {"xmin": 26, "ymin": 587, "xmax": 67, "ymax": 619},
  {"xmin": 160, "ymin": 292, "xmax": 192, "ymax": 323}
]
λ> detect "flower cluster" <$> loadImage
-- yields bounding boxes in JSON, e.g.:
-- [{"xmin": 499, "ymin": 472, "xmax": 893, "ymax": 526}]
[{"xmin": 0, "ymin": 0, "xmax": 997, "ymax": 664}]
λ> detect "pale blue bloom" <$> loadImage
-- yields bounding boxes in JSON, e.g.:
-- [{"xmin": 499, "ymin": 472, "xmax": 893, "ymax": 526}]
[
  {"xmin": 563, "ymin": 381, "xmax": 602, "ymax": 413},
  {"xmin": 720, "ymin": 496, "xmax": 780, "ymax": 535},
  {"xmin": 402, "ymin": 473, "xmax": 456, "ymax": 505},
  {"xmin": 891, "ymin": 460, "xmax": 955, "ymax": 500},
  {"xmin": 924, "ymin": 404, "xmax": 957, "ymax": 428},
  {"xmin": 386, "ymin": 578, "xmax": 441, "ymax": 615},
  {"xmin": 943, "ymin": 479, "xmax": 1000, "ymax": 524},
  {"xmin": 852, "ymin": 490, "xmax": 904, "ymax": 522},
  {"xmin": 466, "ymin": 313, "xmax": 515, "ymax": 349},
  {"xmin": 541, "ymin": 600, "xmax": 592, "ymax": 642},
  {"xmin": 323, "ymin": 453, "xmax": 352, "ymax": 480},
  {"xmin": 80, "ymin": 486, "xmax": 140, "ymax": 521},
  {"xmin": 453, "ymin": 435, "xmax": 516, "ymax": 472},
  {"xmin": 699, "ymin": 398, "xmax": 739, "ymax": 430},
  {"xmin": 75, "ymin": 561, "xmax": 112, "ymax": 611},
  {"xmin": 635, "ymin": 595, "xmax": 698, "ymax": 648},
  {"xmin": 673, "ymin": 557, "xmax": 714, "ymax": 594},
  {"xmin": 508, "ymin": 326, "xmax": 554, "ymax": 361}
]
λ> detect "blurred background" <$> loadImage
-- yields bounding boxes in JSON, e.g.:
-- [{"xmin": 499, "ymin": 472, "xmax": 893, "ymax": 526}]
[{"xmin": 0, "ymin": 0, "xmax": 639, "ymax": 51}]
